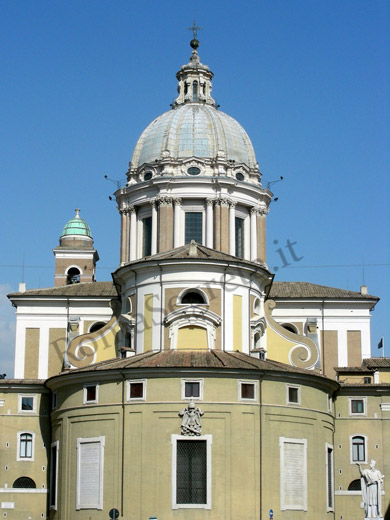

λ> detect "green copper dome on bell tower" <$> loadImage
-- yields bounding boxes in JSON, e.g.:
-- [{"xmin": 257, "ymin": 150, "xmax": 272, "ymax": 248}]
[{"xmin": 61, "ymin": 209, "xmax": 92, "ymax": 238}]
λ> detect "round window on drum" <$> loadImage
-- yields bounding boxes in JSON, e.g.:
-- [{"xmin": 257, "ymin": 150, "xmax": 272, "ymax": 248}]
[{"xmin": 187, "ymin": 167, "xmax": 201, "ymax": 176}]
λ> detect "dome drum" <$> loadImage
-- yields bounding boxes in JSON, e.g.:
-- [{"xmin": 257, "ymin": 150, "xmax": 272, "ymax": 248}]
[{"xmin": 126, "ymin": 154, "xmax": 261, "ymax": 187}]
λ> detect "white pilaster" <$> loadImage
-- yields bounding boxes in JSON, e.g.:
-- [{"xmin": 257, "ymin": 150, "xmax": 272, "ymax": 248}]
[
  {"xmin": 130, "ymin": 207, "xmax": 137, "ymax": 261},
  {"xmin": 151, "ymin": 200, "xmax": 158, "ymax": 255},
  {"xmin": 250, "ymin": 208, "xmax": 257, "ymax": 261},
  {"xmin": 244, "ymin": 214, "xmax": 250, "ymax": 260},
  {"xmin": 173, "ymin": 198, "xmax": 182, "ymax": 248},
  {"xmin": 206, "ymin": 199, "xmax": 214, "ymax": 248},
  {"xmin": 229, "ymin": 202, "xmax": 236, "ymax": 256},
  {"xmin": 38, "ymin": 327, "xmax": 49, "ymax": 379}
]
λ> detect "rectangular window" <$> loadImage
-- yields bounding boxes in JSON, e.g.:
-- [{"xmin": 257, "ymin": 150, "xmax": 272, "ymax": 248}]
[
  {"xmin": 19, "ymin": 433, "xmax": 33, "ymax": 459},
  {"xmin": 235, "ymin": 217, "xmax": 244, "ymax": 258},
  {"xmin": 50, "ymin": 441, "xmax": 59, "ymax": 509},
  {"xmin": 18, "ymin": 394, "xmax": 36, "ymax": 413},
  {"xmin": 185, "ymin": 382, "xmax": 200, "ymax": 398},
  {"xmin": 351, "ymin": 436, "xmax": 366, "ymax": 462},
  {"xmin": 185, "ymin": 212, "xmax": 203, "ymax": 244},
  {"xmin": 239, "ymin": 381, "xmax": 257, "ymax": 401},
  {"xmin": 52, "ymin": 392, "xmax": 57, "ymax": 410},
  {"xmin": 287, "ymin": 385, "xmax": 300, "ymax": 405},
  {"xmin": 128, "ymin": 380, "xmax": 146, "ymax": 400},
  {"xmin": 171, "ymin": 434, "xmax": 212, "ymax": 509},
  {"xmin": 326, "ymin": 444, "xmax": 334, "ymax": 511},
  {"xmin": 76, "ymin": 437, "xmax": 105, "ymax": 510},
  {"xmin": 181, "ymin": 379, "xmax": 203, "ymax": 400},
  {"xmin": 83, "ymin": 384, "xmax": 98, "ymax": 404},
  {"xmin": 350, "ymin": 398, "xmax": 365, "ymax": 415},
  {"xmin": 142, "ymin": 216, "xmax": 152, "ymax": 257},
  {"xmin": 363, "ymin": 377, "xmax": 371, "ymax": 384}
]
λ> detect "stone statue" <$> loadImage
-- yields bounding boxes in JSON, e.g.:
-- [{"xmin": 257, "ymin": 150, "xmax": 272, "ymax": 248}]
[
  {"xmin": 179, "ymin": 400, "xmax": 204, "ymax": 436},
  {"xmin": 357, "ymin": 460, "xmax": 385, "ymax": 519}
]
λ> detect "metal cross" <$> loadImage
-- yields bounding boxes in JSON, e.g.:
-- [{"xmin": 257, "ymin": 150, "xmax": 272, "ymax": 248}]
[{"xmin": 188, "ymin": 20, "xmax": 202, "ymax": 40}]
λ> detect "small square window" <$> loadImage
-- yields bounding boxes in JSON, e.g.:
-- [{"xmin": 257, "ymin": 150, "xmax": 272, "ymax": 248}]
[
  {"xmin": 241, "ymin": 384, "xmax": 255, "ymax": 399},
  {"xmin": 350, "ymin": 398, "xmax": 365, "ymax": 415},
  {"xmin": 287, "ymin": 385, "xmax": 300, "ymax": 405},
  {"xmin": 128, "ymin": 380, "xmax": 146, "ymax": 401},
  {"xmin": 22, "ymin": 397, "xmax": 34, "ymax": 411},
  {"xmin": 181, "ymin": 379, "xmax": 203, "ymax": 400},
  {"xmin": 363, "ymin": 377, "xmax": 371, "ymax": 384},
  {"xmin": 185, "ymin": 382, "xmax": 200, "ymax": 398},
  {"xmin": 83, "ymin": 384, "xmax": 98, "ymax": 404},
  {"xmin": 18, "ymin": 394, "xmax": 36, "ymax": 413}
]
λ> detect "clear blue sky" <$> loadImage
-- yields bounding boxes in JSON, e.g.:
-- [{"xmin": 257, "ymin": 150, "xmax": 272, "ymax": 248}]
[{"xmin": 0, "ymin": 0, "xmax": 389, "ymax": 375}]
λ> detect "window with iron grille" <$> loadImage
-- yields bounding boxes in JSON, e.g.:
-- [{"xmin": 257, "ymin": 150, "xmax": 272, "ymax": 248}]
[
  {"xmin": 177, "ymin": 440, "xmax": 206, "ymax": 504},
  {"xmin": 348, "ymin": 479, "xmax": 361, "ymax": 491},
  {"xmin": 172, "ymin": 435, "xmax": 211, "ymax": 509},
  {"xmin": 13, "ymin": 476, "xmax": 36, "ymax": 488},
  {"xmin": 50, "ymin": 441, "xmax": 59, "ymax": 509},
  {"xmin": 326, "ymin": 445, "xmax": 334, "ymax": 510},
  {"xmin": 185, "ymin": 212, "xmax": 203, "ymax": 244}
]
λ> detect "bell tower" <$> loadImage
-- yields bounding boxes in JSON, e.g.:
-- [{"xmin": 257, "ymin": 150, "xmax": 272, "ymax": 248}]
[{"xmin": 52, "ymin": 209, "xmax": 99, "ymax": 286}]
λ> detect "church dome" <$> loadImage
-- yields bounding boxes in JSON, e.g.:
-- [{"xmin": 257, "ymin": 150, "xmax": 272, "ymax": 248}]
[
  {"xmin": 131, "ymin": 103, "xmax": 257, "ymax": 169},
  {"xmin": 61, "ymin": 209, "xmax": 92, "ymax": 238}
]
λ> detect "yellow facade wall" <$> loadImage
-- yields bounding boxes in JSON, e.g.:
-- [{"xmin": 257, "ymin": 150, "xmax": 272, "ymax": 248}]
[
  {"xmin": 24, "ymin": 328, "xmax": 39, "ymax": 379},
  {"xmin": 177, "ymin": 326, "xmax": 208, "ymax": 349},
  {"xmin": 48, "ymin": 328, "xmax": 66, "ymax": 376},
  {"xmin": 233, "ymin": 294, "xmax": 242, "ymax": 351}
]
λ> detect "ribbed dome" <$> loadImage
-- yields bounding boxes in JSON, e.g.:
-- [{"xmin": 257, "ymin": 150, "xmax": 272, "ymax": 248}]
[
  {"xmin": 131, "ymin": 103, "xmax": 257, "ymax": 169},
  {"xmin": 61, "ymin": 209, "xmax": 92, "ymax": 238}
]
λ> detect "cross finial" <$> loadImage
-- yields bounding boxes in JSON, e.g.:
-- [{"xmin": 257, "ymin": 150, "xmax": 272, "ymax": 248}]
[{"xmin": 188, "ymin": 20, "xmax": 201, "ymax": 40}]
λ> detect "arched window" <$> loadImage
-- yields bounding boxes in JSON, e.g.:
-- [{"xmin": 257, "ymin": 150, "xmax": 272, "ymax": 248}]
[
  {"xmin": 193, "ymin": 81, "xmax": 198, "ymax": 101},
  {"xmin": 13, "ymin": 476, "xmax": 36, "ymax": 488},
  {"xmin": 67, "ymin": 267, "xmax": 80, "ymax": 285},
  {"xmin": 88, "ymin": 322, "xmax": 106, "ymax": 334},
  {"xmin": 180, "ymin": 290, "xmax": 207, "ymax": 305},
  {"xmin": 19, "ymin": 433, "xmax": 33, "ymax": 459},
  {"xmin": 254, "ymin": 332, "xmax": 261, "ymax": 349},
  {"xmin": 351, "ymin": 436, "xmax": 365, "ymax": 462},
  {"xmin": 348, "ymin": 479, "xmax": 361, "ymax": 491}
]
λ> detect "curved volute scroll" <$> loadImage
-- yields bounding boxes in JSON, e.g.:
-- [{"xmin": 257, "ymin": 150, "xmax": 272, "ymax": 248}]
[
  {"xmin": 264, "ymin": 299, "xmax": 319, "ymax": 369},
  {"xmin": 67, "ymin": 299, "xmax": 121, "ymax": 369}
]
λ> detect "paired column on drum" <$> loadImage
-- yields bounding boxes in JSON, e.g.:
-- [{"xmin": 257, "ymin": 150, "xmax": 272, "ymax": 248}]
[
  {"xmin": 206, "ymin": 198, "xmax": 214, "ymax": 248},
  {"xmin": 119, "ymin": 204, "xmax": 135, "ymax": 264}
]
